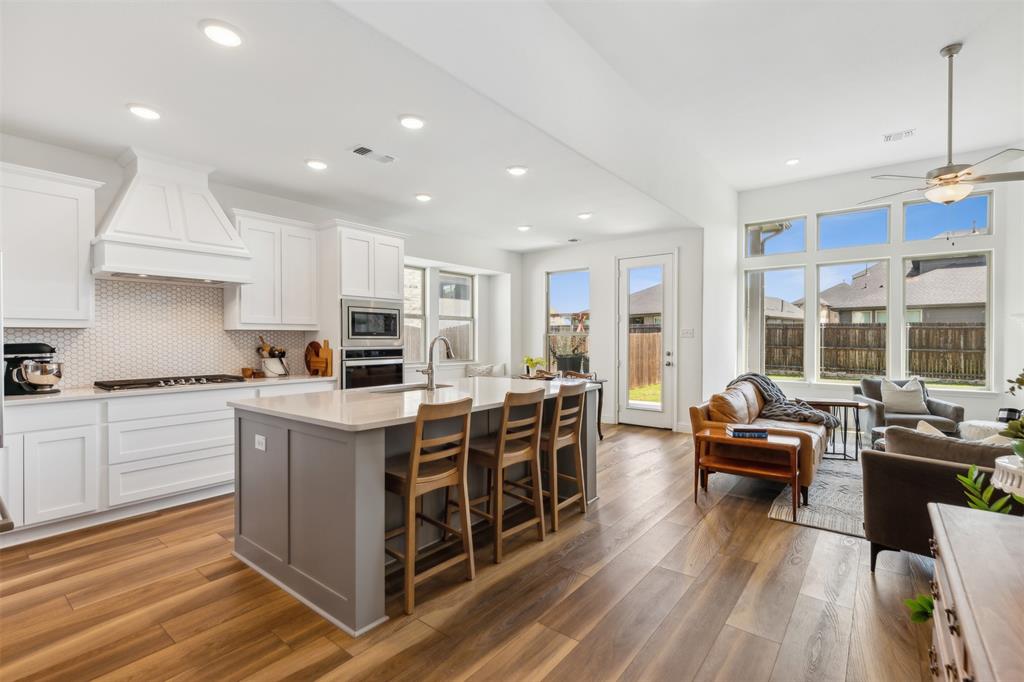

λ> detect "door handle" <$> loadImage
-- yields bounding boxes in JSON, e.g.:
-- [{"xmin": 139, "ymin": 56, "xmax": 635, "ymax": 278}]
[{"xmin": 665, "ymin": 361, "xmax": 673, "ymax": 367}]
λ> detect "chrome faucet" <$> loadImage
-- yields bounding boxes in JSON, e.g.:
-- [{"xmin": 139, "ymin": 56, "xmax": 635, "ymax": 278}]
[{"xmin": 419, "ymin": 335, "xmax": 454, "ymax": 390}]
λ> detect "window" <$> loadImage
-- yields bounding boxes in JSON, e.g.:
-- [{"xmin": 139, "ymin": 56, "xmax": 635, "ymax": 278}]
[
  {"xmin": 744, "ymin": 267, "xmax": 805, "ymax": 380},
  {"xmin": 904, "ymin": 253, "xmax": 988, "ymax": 389},
  {"xmin": 905, "ymin": 193, "xmax": 990, "ymax": 241},
  {"xmin": 438, "ymin": 271, "xmax": 474, "ymax": 361},
  {"xmin": 817, "ymin": 260, "xmax": 889, "ymax": 382},
  {"xmin": 546, "ymin": 270, "xmax": 590, "ymax": 372},
  {"xmin": 402, "ymin": 266, "xmax": 425, "ymax": 363},
  {"xmin": 818, "ymin": 206, "xmax": 889, "ymax": 249},
  {"xmin": 745, "ymin": 217, "xmax": 806, "ymax": 257}
]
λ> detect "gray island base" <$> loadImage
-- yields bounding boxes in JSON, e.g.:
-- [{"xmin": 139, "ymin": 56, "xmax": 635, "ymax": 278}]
[{"xmin": 228, "ymin": 377, "xmax": 600, "ymax": 636}]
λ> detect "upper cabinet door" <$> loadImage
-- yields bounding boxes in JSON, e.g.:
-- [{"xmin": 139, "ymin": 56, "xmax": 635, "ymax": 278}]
[
  {"xmin": 280, "ymin": 225, "xmax": 318, "ymax": 325},
  {"xmin": 1, "ymin": 164, "xmax": 102, "ymax": 327},
  {"xmin": 372, "ymin": 234, "xmax": 404, "ymax": 301},
  {"xmin": 340, "ymin": 228, "xmax": 374, "ymax": 298},
  {"xmin": 239, "ymin": 219, "xmax": 282, "ymax": 325}
]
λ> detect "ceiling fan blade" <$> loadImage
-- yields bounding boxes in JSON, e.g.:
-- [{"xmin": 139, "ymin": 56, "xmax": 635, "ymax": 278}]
[
  {"xmin": 971, "ymin": 171, "xmax": 1024, "ymax": 185},
  {"xmin": 958, "ymin": 148, "xmax": 1024, "ymax": 179},
  {"xmin": 871, "ymin": 174, "xmax": 928, "ymax": 181},
  {"xmin": 858, "ymin": 187, "xmax": 929, "ymax": 205}
]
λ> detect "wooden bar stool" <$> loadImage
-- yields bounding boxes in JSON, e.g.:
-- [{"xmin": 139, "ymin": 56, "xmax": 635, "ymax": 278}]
[
  {"xmin": 460, "ymin": 388, "xmax": 546, "ymax": 563},
  {"xmin": 543, "ymin": 382, "xmax": 588, "ymax": 532},
  {"xmin": 384, "ymin": 398, "xmax": 475, "ymax": 615}
]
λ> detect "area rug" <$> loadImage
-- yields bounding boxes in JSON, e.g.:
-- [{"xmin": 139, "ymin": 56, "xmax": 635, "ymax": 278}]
[{"xmin": 767, "ymin": 457, "xmax": 865, "ymax": 537}]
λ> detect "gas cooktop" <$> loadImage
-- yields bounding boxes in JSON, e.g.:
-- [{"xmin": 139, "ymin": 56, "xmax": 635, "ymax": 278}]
[{"xmin": 94, "ymin": 374, "xmax": 246, "ymax": 391}]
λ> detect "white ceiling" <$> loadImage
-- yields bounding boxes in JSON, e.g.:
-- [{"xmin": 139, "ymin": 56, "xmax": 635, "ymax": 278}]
[
  {"xmin": 0, "ymin": 1, "xmax": 686, "ymax": 251},
  {"xmin": 551, "ymin": 1, "xmax": 1024, "ymax": 190}
]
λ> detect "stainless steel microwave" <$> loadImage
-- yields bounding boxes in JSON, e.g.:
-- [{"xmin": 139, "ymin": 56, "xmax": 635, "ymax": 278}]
[{"xmin": 341, "ymin": 298, "xmax": 403, "ymax": 348}]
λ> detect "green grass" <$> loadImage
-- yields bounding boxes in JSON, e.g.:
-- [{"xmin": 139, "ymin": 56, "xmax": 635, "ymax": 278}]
[{"xmin": 629, "ymin": 383, "xmax": 662, "ymax": 402}]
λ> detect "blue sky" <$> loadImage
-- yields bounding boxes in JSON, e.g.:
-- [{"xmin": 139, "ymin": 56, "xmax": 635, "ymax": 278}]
[{"xmin": 549, "ymin": 264, "xmax": 663, "ymax": 313}]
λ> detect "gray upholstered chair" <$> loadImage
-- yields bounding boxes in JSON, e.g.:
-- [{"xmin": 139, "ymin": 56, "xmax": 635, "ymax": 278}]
[
  {"xmin": 853, "ymin": 377, "xmax": 964, "ymax": 436},
  {"xmin": 862, "ymin": 427, "xmax": 1021, "ymax": 570}
]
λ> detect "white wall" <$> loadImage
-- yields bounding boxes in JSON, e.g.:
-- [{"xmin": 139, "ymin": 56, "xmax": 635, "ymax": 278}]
[
  {"xmin": 521, "ymin": 230, "xmax": 705, "ymax": 430},
  {"xmin": 738, "ymin": 144, "xmax": 1024, "ymax": 420},
  {"xmin": 0, "ymin": 133, "xmax": 523, "ymax": 373}
]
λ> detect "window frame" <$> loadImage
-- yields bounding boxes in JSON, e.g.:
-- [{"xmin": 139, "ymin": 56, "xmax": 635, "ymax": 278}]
[
  {"xmin": 742, "ymin": 265, "xmax": 808, "ymax": 381},
  {"xmin": 545, "ymin": 268, "xmax": 591, "ymax": 372},
  {"xmin": 902, "ymin": 190, "xmax": 993, "ymax": 242},
  {"xmin": 743, "ymin": 215, "xmax": 808, "ymax": 258},
  {"xmin": 402, "ymin": 265, "xmax": 426, "ymax": 364},
  {"xmin": 900, "ymin": 250, "xmax": 992, "ymax": 391},
  {"xmin": 816, "ymin": 204, "xmax": 891, "ymax": 251},
  {"xmin": 437, "ymin": 270, "xmax": 476, "ymax": 363}
]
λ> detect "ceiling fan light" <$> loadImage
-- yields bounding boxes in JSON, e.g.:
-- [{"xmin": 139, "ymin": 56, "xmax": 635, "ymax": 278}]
[{"xmin": 924, "ymin": 183, "xmax": 973, "ymax": 205}]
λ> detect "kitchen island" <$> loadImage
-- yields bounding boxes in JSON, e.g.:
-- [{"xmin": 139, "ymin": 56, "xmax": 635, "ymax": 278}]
[{"xmin": 227, "ymin": 376, "xmax": 600, "ymax": 636}]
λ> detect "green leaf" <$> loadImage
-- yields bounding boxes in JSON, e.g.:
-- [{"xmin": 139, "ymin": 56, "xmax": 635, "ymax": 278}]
[
  {"xmin": 982, "ymin": 485, "xmax": 995, "ymax": 503},
  {"xmin": 991, "ymin": 495, "xmax": 1012, "ymax": 513}
]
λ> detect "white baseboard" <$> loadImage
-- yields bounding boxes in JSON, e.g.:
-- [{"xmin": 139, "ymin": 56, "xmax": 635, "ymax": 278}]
[
  {"xmin": 675, "ymin": 420, "xmax": 692, "ymax": 434},
  {"xmin": 0, "ymin": 483, "xmax": 234, "ymax": 548}
]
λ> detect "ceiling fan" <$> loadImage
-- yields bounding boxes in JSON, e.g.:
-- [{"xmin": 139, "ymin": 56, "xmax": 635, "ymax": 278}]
[{"xmin": 862, "ymin": 42, "xmax": 1023, "ymax": 205}]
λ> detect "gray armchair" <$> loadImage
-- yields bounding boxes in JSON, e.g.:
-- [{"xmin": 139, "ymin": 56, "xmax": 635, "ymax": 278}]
[{"xmin": 853, "ymin": 377, "xmax": 963, "ymax": 437}]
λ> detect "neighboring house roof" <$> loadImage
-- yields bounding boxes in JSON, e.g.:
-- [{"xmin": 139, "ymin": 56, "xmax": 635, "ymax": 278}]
[
  {"xmin": 628, "ymin": 283, "xmax": 662, "ymax": 315},
  {"xmin": 817, "ymin": 257, "xmax": 986, "ymax": 310},
  {"xmin": 764, "ymin": 296, "xmax": 804, "ymax": 319}
]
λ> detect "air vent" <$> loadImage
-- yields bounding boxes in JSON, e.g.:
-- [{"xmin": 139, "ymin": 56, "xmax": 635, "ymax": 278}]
[
  {"xmin": 882, "ymin": 128, "xmax": 915, "ymax": 143},
  {"xmin": 351, "ymin": 145, "xmax": 397, "ymax": 164}
]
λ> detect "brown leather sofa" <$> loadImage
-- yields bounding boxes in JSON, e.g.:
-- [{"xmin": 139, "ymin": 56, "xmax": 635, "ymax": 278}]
[
  {"xmin": 690, "ymin": 380, "xmax": 829, "ymax": 503},
  {"xmin": 861, "ymin": 426, "xmax": 1021, "ymax": 570}
]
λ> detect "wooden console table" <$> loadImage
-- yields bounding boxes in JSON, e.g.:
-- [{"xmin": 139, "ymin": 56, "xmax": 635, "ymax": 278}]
[
  {"xmin": 927, "ymin": 503, "xmax": 1024, "ymax": 682},
  {"xmin": 693, "ymin": 428, "xmax": 801, "ymax": 520}
]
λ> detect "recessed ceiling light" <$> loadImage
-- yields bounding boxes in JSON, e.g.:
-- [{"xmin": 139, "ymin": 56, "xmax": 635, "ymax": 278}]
[
  {"xmin": 305, "ymin": 159, "xmax": 328, "ymax": 171},
  {"xmin": 138, "ymin": 273, "xmax": 149, "ymax": 278},
  {"xmin": 785, "ymin": 158, "xmax": 800, "ymax": 166},
  {"xmin": 127, "ymin": 104, "xmax": 160, "ymax": 120},
  {"xmin": 415, "ymin": 193, "xmax": 432, "ymax": 202},
  {"xmin": 399, "ymin": 115, "xmax": 425, "ymax": 130},
  {"xmin": 200, "ymin": 19, "xmax": 243, "ymax": 47},
  {"xmin": 568, "ymin": 238, "xmax": 580, "ymax": 243},
  {"xmin": 506, "ymin": 166, "xmax": 528, "ymax": 176},
  {"xmin": 577, "ymin": 212, "xmax": 593, "ymax": 220},
  {"xmin": 517, "ymin": 225, "xmax": 531, "ymax": 232}
]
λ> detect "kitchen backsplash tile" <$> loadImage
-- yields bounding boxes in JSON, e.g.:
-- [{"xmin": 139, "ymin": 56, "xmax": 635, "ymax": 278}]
[{"xmin": 4, "ymin": 279, "xmax": 308, "ymax": 387}]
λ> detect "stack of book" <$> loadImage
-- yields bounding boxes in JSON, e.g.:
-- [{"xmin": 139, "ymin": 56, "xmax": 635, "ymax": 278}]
[{"xmin": 725, "ymin": 424, "xmax": 769, "ymax": 439}]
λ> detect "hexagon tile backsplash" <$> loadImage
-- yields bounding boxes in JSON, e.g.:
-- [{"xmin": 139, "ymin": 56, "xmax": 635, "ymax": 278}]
[{"xmin": 4, "ymin": 280, "xmax": 309, "ymax": 388}]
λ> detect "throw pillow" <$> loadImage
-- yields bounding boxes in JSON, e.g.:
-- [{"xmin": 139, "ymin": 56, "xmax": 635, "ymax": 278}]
[
  {"xmin": 979, "ymin": 434, "xmax": 1013, "ymax": 446},
  {"xmin": 881, "ymin": 378, "xmax": 928, "ymax": 414},
  {"xmin": 916, "ymin": 420, "xmax": 945, "ymax": 436},
  {"xmin": 466, "ymin": 363, "xmax": 494, "ymax": 377}
]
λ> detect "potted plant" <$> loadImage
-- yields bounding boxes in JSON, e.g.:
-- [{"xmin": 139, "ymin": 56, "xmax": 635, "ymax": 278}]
[{"xmin": 522, "ymin": 355, "xmax": 546, "ymax": 376}]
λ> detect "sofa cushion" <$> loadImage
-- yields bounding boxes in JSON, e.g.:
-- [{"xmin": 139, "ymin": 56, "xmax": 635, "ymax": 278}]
[
  {"xmin": 883, "ymin": 426, "xmax": 1007, "ymax": 467},
  {"xmin": 880, "ymin": 378, "xmax": 928, "ymax": 414},
  {"xmin": 885, "ymin": 412, "xmax": 956, "ymax": 433},
  {"xmin": 710, "ymin": 384, "xmax": 754, "ymax": 424}
]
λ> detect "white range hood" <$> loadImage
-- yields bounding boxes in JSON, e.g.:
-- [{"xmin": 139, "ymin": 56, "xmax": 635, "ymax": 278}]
[{"xmin": 92, "ymin": 148, "xmax": 252, "ymax": 285}]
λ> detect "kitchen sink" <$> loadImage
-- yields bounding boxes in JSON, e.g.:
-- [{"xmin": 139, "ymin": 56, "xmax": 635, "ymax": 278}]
[{"xmin": 371, "ymin": 383, "xmax": 452, "ymax": 393}]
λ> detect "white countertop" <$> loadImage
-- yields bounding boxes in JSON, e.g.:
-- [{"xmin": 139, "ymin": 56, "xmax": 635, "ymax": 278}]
[
  {"xmin": 229, "ymin": 377, "xmax": 598, "ymax": 432},
  {"xmin": 4, "ymin": 374, "xmax": 337, "ymax": 405}
]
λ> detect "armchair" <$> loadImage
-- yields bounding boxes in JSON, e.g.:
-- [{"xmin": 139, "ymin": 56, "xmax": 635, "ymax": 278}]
[
  {"xmin": 854, "ymin": 377, "xmax": 963, "ymax": 436},
  {"xmin": 862, "ymin": 427, "xmax": 1020, "ymax": 570}
]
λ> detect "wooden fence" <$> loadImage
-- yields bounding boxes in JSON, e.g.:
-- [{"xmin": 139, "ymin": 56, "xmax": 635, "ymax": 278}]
[
  {"xmin": 628, "ymin": 330, "xmax": 662, "ymax": 389},
  {"xmin": 764, "ymin": 320, "xmax": 986, "ymax": 384}
]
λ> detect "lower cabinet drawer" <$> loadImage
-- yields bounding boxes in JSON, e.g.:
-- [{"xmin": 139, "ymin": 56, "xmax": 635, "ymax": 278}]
[
  {"xmin": 108, "ymin": 411, "xmax": 234, "ymax": 465},
  {"xmin": 107, "ymin": 449, "xmax": 234, "ymax": 506}
]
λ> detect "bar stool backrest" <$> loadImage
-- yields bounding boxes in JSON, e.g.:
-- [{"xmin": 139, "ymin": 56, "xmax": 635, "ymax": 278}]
[
  {"xmin": 495, "ymin": 388, "xmax": 545, "ymax": 459},
  {"xmin": 549, "ymin": 382, "xmax": 587, "ymax": 444},
  {"xmin": 408, "ymin": 397, "xmax": 474, "ymax": 488}
]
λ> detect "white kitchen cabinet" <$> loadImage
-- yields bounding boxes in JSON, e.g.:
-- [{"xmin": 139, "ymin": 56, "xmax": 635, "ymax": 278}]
[
  {"xmin": 23, "ymin": 425, "xmax": 99, "ymax": 524},
  {"xmin": 224, "ymin": 210, "xmax": 318, "ymax": 329},
  {"xmin": 0, "ymin": 163, "xmax": 102, "ymax": 327},
  {"xmin": 0, "ymin": 436, "xmax": 25, "ymax": 528},
  {"xmin": 337, "ymin": 224, "xmax": 405, "ymax": 300}
]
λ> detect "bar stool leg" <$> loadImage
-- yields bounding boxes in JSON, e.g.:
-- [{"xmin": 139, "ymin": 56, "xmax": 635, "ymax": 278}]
[
  {"xmin": 442, "ymin": 486, "xmax": 452, "ymax": 541},
  {"xmin": 457, "ymin": 479, "xmax": 476, "ymax": 580},
  {"xmin": 493, "ymin": 465, "xmax": 505, "ymax": 563},
  {"xmin": 573, "ymin": 440, "xmax": 587, "ymax": 515},
  {"xmin": 548, "ymin": 446, "xmax": 560, "ymax": 532},
  {"xmin": 530, "ymin": 454, "xmax": 546, "ymax": 542},
  {"xmin": 403, "ymin": 496, "xmax": 417, "ymax": 615}
]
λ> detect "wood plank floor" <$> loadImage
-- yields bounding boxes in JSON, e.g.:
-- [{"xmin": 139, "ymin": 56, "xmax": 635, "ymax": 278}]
[{"xmin": 0, "ymin": 425, "xmax": 932, "ymax": 681}]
